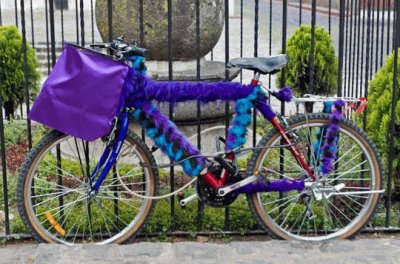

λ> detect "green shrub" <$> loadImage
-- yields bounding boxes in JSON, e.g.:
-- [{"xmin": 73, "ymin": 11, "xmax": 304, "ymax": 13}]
[
  {"xmin": 4, "ymin": 121, "xmax": 26, "ymax": 147},
  {"xmin": 365, "ymin": 50, "xmax": 400, "ymax": 179},
  {"xmin": 0, "ymin": 25, "xmax": 40, "ymax": 119},
  {"xmin": 277, "ymin": 25, "xmax": 338, "ymax": 97}
]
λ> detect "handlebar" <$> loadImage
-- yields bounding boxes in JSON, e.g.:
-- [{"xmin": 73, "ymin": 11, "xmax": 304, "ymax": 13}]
[{"xmin": 90, "ymin": 38, "xmax": 149, "ymax": 58}]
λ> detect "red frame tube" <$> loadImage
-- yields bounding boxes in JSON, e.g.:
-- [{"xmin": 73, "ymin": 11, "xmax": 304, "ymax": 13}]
[
  {"xmin": 202, "ymin": 171, "xmax": 222, "ymax": 189},
  {"xmin": 270, "ymin": 118, "xmax": 315, "ymax": 180},
  {"xmin": 200, "ymin": 80, "xmax": 315, "ymax": 189}
]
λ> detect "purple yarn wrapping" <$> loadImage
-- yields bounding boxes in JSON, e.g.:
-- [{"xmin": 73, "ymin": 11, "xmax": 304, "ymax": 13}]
[
  {"xmin": 274, "ymin": 87, "xmax": 293, "ymax": 102},
  {"xmin": 234, "ymin": 179, "xmax": 305, "ymax": 194},
  {"xmin": 124, "ymin": 72, "xmax": 255, "ymax": 104},
  {"xmin": 256, "ymin": 95, "xmax": 277, "ymax": 121},
  {"xmin": 320, "ymin": 99, "xmax": 345, "ymax": 175}
]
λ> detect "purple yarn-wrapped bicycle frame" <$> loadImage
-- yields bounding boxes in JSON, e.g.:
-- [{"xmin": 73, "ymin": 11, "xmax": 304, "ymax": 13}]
[{"xmin": 29, "ymin": 45, "xmax": 303, "ymax": 193}]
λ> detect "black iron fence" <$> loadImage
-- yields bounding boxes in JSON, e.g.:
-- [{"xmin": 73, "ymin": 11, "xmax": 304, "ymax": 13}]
[{"xmin": 0, "ymin": 0, "xmax": 399, "ymax": 237}]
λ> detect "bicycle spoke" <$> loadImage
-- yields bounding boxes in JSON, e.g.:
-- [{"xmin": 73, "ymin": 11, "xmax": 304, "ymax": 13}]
[
  {"xmin": 332, "ymin": 145, "xmax": 356, "ymax": 166},
  {"xmin": 249, "ymin": 115, "xmax": 381, "ymax": 241},
  {"xmin": 332, "ymin": 152, "xmax": 363, "ymax": 173},
  {"xmin": 36, "ymin": 195, "xmax": 88, "ymax": 217},
  {"xmin": 73, "ymin": 138, "xmax": 87, "ymax": 178},
  {"xmin": 95, "ymin": 194, "xmax": 144, "ymax": 205},
  {"xmin": 278, "ymin": 200, "xmax": 298, "ymax": 228},
  {"xmin": 39, "ymin": 161, "xmax": 85, "ymax": 184},
  {"xmin": 329, "ymin": 168, "xmax": 371, "ymax": 176},
  {"xmin": 92, "ymin": 199, "xmax": 118, "ymax": 238},
  {"xmin": 267, "ymin": 194, "xmax": 301, "ymax": 214},
  {"xmin": 296, "ymin": 208, "xmax": 308, "ymax": 235},
  {"xmin": 33, "ymin": 189, "xmax": 79, "ymax": 208},
  {"xmin": 326, "ymin": 200, "xmax": 352, "ymax": 223},
  {"xmin": 328, "ymin": 160, "xmax": 368, "ymax": 183}
]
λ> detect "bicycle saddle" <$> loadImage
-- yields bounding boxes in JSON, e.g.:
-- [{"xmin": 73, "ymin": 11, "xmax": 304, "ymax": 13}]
[{"xmin": 227, "ymin": 54, "xmax": 288, "ymax": 75}]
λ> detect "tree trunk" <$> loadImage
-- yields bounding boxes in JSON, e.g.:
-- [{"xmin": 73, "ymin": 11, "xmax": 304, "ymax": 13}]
[{"xmin": 4, "ymin": 100, "xmax": 15, "ymax": 120}]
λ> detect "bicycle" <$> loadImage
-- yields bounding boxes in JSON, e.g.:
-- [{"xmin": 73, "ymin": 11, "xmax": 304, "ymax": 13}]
[{"xmin": 17, "ymin": 38, "xmax": 384, "ymax": 245}]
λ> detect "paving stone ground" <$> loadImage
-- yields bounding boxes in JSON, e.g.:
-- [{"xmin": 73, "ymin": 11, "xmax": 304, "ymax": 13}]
[{"xmin": 0, "ymin": 239, "xmax": 400, "ymax": 264}]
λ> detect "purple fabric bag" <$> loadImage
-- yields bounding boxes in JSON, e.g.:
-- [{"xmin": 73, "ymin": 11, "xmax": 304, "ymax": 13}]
[{"xmin": 29, "ymin": 43, "xmax": 129, "ymax": 141}]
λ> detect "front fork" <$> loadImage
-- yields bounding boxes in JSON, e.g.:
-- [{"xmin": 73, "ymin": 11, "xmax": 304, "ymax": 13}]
[{"xmin": 90, "ymin": 109, "xmax": 130, "ymax": 192}]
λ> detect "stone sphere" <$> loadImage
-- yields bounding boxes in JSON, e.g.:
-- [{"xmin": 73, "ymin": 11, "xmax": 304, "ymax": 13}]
[{"xmin": 95, "ymin": 0, "xmax": 224, "ymax": 61}]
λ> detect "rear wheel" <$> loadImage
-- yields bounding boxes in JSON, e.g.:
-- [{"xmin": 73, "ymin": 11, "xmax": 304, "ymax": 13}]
[
  {"xmin": 17, "ymin": 130, "xmax": 158, "ymax": 245},
  {"xmin": 247, "ymin": 113, "xmax": 383, "ymax": 241}
]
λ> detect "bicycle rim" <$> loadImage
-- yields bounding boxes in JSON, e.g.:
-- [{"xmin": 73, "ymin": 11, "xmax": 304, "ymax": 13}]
[
  {"xmin": 18, "ymin": 131, "xmax": 157, "ymax": 245},
  {"xmin": 247, "ymin": 114, "xmax": 382, "ymax": 241}
]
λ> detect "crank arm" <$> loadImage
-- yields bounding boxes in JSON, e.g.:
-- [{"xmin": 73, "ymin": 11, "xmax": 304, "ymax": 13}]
[
  {"xmin": 179, "ymin": 194, "xmax": 198, "ymax": 207},
  {"xmin": 217, "ymin": 175, "xmax": 258, "ymax": 197}
]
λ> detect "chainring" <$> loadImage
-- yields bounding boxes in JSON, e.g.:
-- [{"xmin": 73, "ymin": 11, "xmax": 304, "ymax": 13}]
[{"xmin": 196, "ymin": 176, "xmax": 241, "ymax": 208}]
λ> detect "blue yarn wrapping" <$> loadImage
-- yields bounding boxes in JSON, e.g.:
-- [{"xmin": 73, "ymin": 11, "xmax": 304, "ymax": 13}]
[
  {"xmin": 132, "ymin": 101, "xmax": 205, "ymax": 177},
  {"xmin": 225, "ymin": 86, "xmax": 264, "ymax": 151}
]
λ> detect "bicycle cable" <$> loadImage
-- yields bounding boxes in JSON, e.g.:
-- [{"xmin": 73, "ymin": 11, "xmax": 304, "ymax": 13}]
[{"xmin": 116, "ymin": 171, "xmax": 198, "ymax": 200}]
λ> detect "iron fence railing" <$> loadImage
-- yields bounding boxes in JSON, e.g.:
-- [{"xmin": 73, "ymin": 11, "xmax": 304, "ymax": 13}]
[{"xmin": 0, "ymin": 0, "xmax": 399, "ymax": 237}]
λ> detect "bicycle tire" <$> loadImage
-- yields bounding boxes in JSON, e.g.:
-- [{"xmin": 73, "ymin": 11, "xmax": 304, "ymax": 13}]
[
  {"xmin": 246, "ymin": 113, "xmax": 383, "ymax": 241},
  {"xmin": 17, "ymin": 129, "xmax": 159, "ymax": 245}
]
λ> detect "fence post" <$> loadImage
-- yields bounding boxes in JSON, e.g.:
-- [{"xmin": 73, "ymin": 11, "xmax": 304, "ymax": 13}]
[
  {"xmin": 0, "ymin": 90, "xmax": 9, "ymax": 236},
  {"xmin": 337, "ymin": 0, "xmax": 345, "ymax": 96},
  {"xmin": 195, "ymin": 0, "xmax": 204, "ymax": 232},
  {"xmin": 0, "ymin": 41, "xmax": 9, "ymax": 236},
  {"xmin": 224, "ymin": 0, "xmax": 230, "ymax": 231},
  {"xmin": 79, "ymin": 0, "xmax": 84, "ymax": 46},
  {"xmin": 167, "ymin": 0, "xmax": 176, "ymax": 231},
  {"xmin": 253, "ymin": 0, "xmax": 258, "ymax": 147},
  {"xmin": 14, "ymin": 0, "xmax": 18, "ymax": 27},
  {"xmin": 309, "ymin": 0, "xmax": 316, "ymax": 97},
  {"xmin": 363, "ymin": 0, "xmax": 372, "ymax": 130},
  {"xmin": 0, "ymin": 0, "xmax": 2, "ymax": 25},
  {"xmin": 20, "ymin": 0, "xmax": 32, "ymax": 150},
  {"xmin": 29, "ymin": 0, "xmax": 34, "ymax": 47},
  {"xmin": 49, "ymin": 0, "xmax": 56, "ymax": 67},
  {"xmin": 107, "ymin": 0, "xmax": 112, "ymax": 42},
  {"xmin": 385, "ymin": 0, "xmax": 400, "ymax": 228}
]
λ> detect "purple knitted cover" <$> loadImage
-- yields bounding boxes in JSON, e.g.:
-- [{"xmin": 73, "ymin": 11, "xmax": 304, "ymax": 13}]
[
  {"xmin": 235, "ymin": 178, "xmax": 305, "ymax": 194},
  {"xmin": 124, "ymin": 72, "xmax": 255, "ymax": 104},
  {"xmin": 126, "ymin": 73, "xmax": 267, "ymax": 176},
  {"xmin": 29, "ymin": 44, "xmax": 129, "ymax": 141}
]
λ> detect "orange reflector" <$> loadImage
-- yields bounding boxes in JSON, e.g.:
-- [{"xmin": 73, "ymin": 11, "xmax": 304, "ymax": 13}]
[{"xmin": 45, "ymin": 211, "xmax": 66, "ymax": 236}]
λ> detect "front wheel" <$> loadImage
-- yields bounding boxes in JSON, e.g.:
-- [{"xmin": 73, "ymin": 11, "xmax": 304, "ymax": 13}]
[
  {"xmin": 247, "ymin": 113, "xmax": 383, "ymax": 241},
  {"xmin": 17, "ymin": 130, "xmax": 158, "ymax": 245}
]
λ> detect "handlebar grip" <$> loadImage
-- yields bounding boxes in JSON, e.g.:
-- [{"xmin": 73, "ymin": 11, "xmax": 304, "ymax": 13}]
[{"xmin": 129, "ymin": 46, "xmax": 149, "ymax": 57}]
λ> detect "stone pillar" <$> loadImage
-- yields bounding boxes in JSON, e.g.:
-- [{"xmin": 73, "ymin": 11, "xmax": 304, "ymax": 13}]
[{"xmin": 96, "ymin": 0, "xmax": 241, "ymax": 159}]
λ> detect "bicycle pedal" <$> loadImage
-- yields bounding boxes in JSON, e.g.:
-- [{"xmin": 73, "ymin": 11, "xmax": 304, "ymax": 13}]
[
  {"xmin": 177, "ymin": 191, "xmax": 186, "ymax": 208},
  {"xmin": 178, "ymin": 193, "xmax": 198, "ymax": 207}
]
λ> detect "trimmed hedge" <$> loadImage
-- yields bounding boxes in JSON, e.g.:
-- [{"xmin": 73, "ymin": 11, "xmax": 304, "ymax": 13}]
[
  {"xmin": 277, "ymin": 25, "xmax": 338, "ymax": 96},
  {"xmin": 365, "ymin": 50, "xmax": 400, "ymax": 177}
]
